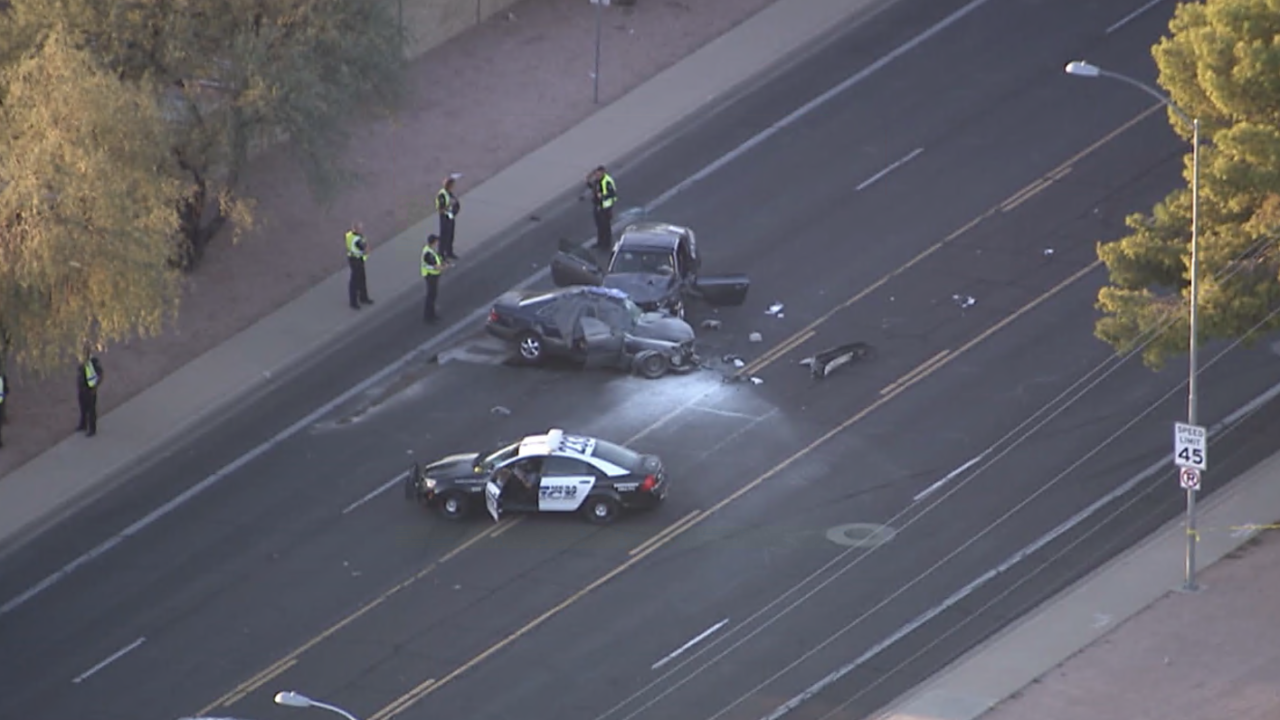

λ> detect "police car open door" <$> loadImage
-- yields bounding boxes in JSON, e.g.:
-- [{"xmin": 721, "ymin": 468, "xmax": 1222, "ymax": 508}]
[{"xmin": 484, "ymin": 478, "xmax": 503, "ymax": 522}]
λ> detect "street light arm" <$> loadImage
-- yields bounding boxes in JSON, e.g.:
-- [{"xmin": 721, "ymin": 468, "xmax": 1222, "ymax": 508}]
[
  {"xmin": 1095, "ymin": 68, "xmax": 1194, "ymax": 127},
  {"xmin": 310, "ymin": 700, "xmax": 362, "ymax": 720}
]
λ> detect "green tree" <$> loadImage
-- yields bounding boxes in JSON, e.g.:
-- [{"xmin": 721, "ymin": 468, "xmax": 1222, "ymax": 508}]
[
  {"xmin": 0, "ymin": 30, "xmax": 184, "ymax": 375},
  {"xmin": 2, "ymin": 0, "xmax": 406, "ymax": 270},
  {"xmin": 1096, "ymin": 0, "xmax": 1280, "ymax": 368}
]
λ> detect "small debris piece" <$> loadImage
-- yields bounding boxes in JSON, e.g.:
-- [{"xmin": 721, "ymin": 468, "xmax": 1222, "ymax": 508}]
[
  {"xmin": 748, "ymin": 332, "xmax": 763, "ymax": 343},
  {"xmin": 749, "ymin": 377, "xmax": 764, "ymax": 385},
  {"xmin": 766, "ymin": 302, "xmax": 785, "ymax": 316},
  {"xmin": 491, "ymin": 405, "xmax": 512, "ymax": 416},
  {"xmin": 701, "ymin": 319, "xmax": 723, "ymax": 330},
  {"xmin": 1043, "ymin": 248, "xmax": 1055, "ymax": 256},
  {"xmin": 732, "ymin": 358, "xmax": 745, "ymax": 368},
  {"xmin": 951, "ymin": 294, "xmax": 976, "ymax": 309}
]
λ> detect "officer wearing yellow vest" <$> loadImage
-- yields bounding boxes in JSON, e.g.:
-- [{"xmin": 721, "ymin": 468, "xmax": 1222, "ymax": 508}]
[
  {"xmin": 421, "ymin": 234, "xmax": 446, "ymax": 324},
  {"xmin": 587, "ymin": 165, "xmax": 618, "ymax": 250},
  {"xmin": 0, "ymin": 367, "xmax": 8, "ymax": 448},
  {"xmin": 76, "ymin": 352, "xmax": 104, "ymax": 437},
  {"xmin": 345, "ymin": 221, "xmax": 374, "ymax": 310},
  {"xmin": 435, "ymin": 173, "xmax": 462, "ymax": 261}
]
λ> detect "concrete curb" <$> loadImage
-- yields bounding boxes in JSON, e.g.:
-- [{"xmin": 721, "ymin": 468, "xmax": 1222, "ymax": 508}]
[
  {"xmin": 875, "ymin": 448, "xmax": 1280, "ymax": 720},
  {"xmin": 0, "ymin": 0, "xmax": 882, "ymax": 546}
]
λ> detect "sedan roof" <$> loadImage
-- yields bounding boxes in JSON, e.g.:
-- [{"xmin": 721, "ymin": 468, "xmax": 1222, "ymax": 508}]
[{"xmin": 618, "ymin": 222, "xmax": 689, "ymax": 251}]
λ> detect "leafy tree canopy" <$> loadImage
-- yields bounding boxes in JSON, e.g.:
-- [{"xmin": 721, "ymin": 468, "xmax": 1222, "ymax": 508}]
[
  {"xmin": 1097, "ymin": 0, "xmax": 1280, "ymax": 367},
  {"xmin": 3, "ymin": 0, "xmax": 404, "ymax": 269},
  {"xmin": 0, "ymin": 30, "xmax": 183, "ymax": 374},
  {"xmin": 0, "ymin": 0, "xmax": 404, "ymax": 374}
]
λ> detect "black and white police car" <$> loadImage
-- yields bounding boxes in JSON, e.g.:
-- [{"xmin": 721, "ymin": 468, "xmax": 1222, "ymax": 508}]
[{"xmin": 404, "ymin": 428, "xmax": 669, "ymax": 524}]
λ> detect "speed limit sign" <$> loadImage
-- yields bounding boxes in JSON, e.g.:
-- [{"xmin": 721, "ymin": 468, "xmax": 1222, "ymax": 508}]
[
  {"xmin": 1179, "ymin": 467, "xmax": 1201, "ymax": 491},
  {"xmin": 1174, "ymin": 422, "xmax": 1207, "ymax": 470}
]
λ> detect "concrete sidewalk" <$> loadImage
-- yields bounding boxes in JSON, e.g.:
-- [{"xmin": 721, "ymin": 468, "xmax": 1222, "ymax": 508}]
[
  {"xmin": 0, "ymin": 0, "xmax": 887, "ymax": 549},
  {"xmin": 876, "ymin": 447, "xmax": 1280, "ymax": 720}
]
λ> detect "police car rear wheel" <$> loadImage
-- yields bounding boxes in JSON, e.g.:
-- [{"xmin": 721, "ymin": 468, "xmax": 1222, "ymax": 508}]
[
  {"xmin": 582, "ymin": 495, "xmax": 619, "ymax": 525},
  {"xmin": 437, "ymin": 492, "xmax": 470, "ymax": 521}
]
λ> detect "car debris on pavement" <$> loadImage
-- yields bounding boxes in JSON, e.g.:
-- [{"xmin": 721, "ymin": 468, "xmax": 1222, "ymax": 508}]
[
  {"xmin": 799, "ymin": 341, "xmax": 876, "ymax": 379},
  {"xmin": 952, "ymin": 294, "xmax": 977, "ymax": 309}
]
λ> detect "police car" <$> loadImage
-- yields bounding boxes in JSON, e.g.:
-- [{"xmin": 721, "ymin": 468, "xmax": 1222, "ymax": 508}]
[{"xmin": 404, "ymin": 428, "xmax": 669, "ymax": 525}]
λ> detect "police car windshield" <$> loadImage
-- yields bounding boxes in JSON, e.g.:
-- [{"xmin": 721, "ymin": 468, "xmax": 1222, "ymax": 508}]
[
  {"xmin": 611, "ymin": 249, "xmax": 675, "ymax": 276},
  {"xmin": 481, "ymin": 443, "xmax": 519, "ymax": 470}
]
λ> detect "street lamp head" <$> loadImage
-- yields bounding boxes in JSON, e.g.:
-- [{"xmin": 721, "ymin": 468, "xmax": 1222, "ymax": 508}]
[
  {"xmin": 1065, "ymin": 60, "xmax": 1101, "ymax": 77},
  {"xmin": 275, "ymin": 691, "xmax": 316, "ymax": 708}
]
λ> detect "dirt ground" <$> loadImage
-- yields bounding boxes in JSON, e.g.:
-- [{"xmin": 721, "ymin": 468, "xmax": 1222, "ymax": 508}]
[{"xmin": 0, "ymin": 0, "xmax": 775, "ymax": 477}]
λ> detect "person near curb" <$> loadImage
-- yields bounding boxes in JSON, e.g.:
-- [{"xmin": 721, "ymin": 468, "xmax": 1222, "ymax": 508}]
[
  {"xmin": 0, "ymin": 368, "xmax": 8, "ymax": 448},
  {"xmin": 421, "ymin": 234, "xmax": 446, "ymax": 324},
  {"xmin": 345, "ymin": 221, "xmax": 374, "ymax": 310},
  {"xmin": 76, "ymin": 353, "xmax": 104, "ymax": 437},
  {"xmin": 587, "ymin": 166, "xmax": 618, "ymax": 250},
  {"xmin": 435, "ymin": 173, "xmax": 462, "ymax": 261}
]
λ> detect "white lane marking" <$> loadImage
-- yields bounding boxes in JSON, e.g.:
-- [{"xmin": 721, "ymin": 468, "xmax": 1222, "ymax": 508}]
[
  {"xmin": 647, "ymin": 0, "xmax": 992, "ymax": 209},
  {"xmin": 855, "ymin": 148, "xmax": 924, "ymax": 191},
  {"xmin": 0, "ymin": 0, "xmax": 991, "ymax": 620},
  {"xmin": 343, "ymin": 471, "xmax": 410, "ymax": 515},
  {"xmin": 1106, "ymin": 0, "xmax": 1167, "ymax": 35},
  {"xmin": 689, "ymin": 406, "xmax": 766, "ymax": 420},
  {"xmin": 652, "ymin": 619, "xmax": 730, "ymax": 671},
  {"xmin": 71, "ymin": 636, "xmax": 146, "ymax": 684},
  {"xmin": 760, "ymin": 376, "xmax": 1280, "ymax": 720},
  {"xmin": 913, "ymin": 453, "xmax": 986, "ymax": 502}
]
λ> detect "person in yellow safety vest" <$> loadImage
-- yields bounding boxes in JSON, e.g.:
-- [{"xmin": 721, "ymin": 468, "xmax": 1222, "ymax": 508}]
[
  {"xmin": 435, "ymin": 173, "xmax": 462, "ymax": 261},
  {"xmin": 76, "ymin": 354, "xmax": 104, "ymax": 437},
  {"xmin": 587, "ymin": 165, "xmax": 618, "ymax": 250},
  {"xmin": 0, "ymin": 368, "xmax": 7, "ymax": 448},
  {"xmin": 345, "ymin": 221, "xmax": 374, "ymax": 310},
  {"xmin": 421, "ymin": 234, "xmax": 446, "ymax": 324}
]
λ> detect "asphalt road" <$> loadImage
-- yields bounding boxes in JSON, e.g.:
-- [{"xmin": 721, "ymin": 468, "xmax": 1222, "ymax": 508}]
[{"xmin": 3, "ymin": 1, "xmax": 1277, "ymax": 720}]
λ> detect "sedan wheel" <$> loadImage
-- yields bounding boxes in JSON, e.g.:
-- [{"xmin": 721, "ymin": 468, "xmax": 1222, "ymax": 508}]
[{"xmin": 517, "ymin": 332, "xmax": 544, "ymax": 363}]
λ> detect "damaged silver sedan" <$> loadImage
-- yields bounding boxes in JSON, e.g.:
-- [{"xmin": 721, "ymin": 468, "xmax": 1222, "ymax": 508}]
[{"xmin": 486, "ymin": 286, "xmax": 702, "ymax": 378}]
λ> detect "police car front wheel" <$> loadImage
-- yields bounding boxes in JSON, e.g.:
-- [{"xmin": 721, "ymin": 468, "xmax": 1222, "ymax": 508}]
[
  {"xmin": 437, "ymin": 492, "xmax": 470, "ymax": 521},
  {"xmin": 582, "ymin": 495, "xmax": 620, "ymax": 525}
]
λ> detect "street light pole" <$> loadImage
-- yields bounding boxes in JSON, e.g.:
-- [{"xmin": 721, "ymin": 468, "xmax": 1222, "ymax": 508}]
[
  {"xmin": 593, "ymin": 0, "xmax": 604, "ymax": 104},
  {"xmin": 1064, "ymin": 60, "xmax": 1202, "ymax": 591},
  {"xmin": 275, "ymin": 691, "xmax": 362, "ymax": 720}
]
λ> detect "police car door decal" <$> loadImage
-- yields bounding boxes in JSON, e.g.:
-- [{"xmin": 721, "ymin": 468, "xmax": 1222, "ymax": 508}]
[
  {"xmin": 484, "ymin": 480, "xmax": 502, "ymax": 522},
  {"xmin": 538, "ymin": 476, "xmax": 595, "ymax": 513}
]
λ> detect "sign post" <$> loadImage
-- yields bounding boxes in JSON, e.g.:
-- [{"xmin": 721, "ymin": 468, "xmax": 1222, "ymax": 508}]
[{"xmin": 1174, "ymin": 421, "xmax": 1207, "ymax": 590}]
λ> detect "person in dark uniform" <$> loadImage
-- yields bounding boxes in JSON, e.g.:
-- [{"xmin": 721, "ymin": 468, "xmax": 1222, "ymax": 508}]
[
  {"xmin": 76, "ymin": 353, "xmax": 104, "ymax": 437},
  {"xmin": 0, "ymin": 368, "xmax": 8, "ymax": 448},
  {"xmin": 587, "ymin": 166, "xmax": 618, "ymax": 250},
  {"xmin": 435, "ymin": 173, "xmax": 462, "ymax": 261},
  {"xmin": 421, "ymin": 234, "xmax": 445, "ymax": 323},
  {"xmin": 345, "ymin": 221, "xmax": 374, "ymax": 310}
]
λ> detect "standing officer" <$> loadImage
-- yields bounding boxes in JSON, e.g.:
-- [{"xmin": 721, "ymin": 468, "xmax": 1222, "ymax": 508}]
[
  {"xmin": 346, "ymin": 221, "xmax": 374, "ymax": 310},
  {"xmin": 435, "ymin": 173, "xmax": 462, "ymax": 261},
  {"xmin": 421, "ymin": 234, "xmax": 445, "ymax": 324},
  {"xmin": 587, "ymin": 165, "xmax": 618, "ymax": 250},
  {"xmin": 76, "ymin": 352, "xmax": 103, "ymax": 437},
  {"xmin": 0, "ymin": 366, "xmax": 8, "ymax": 448}
]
